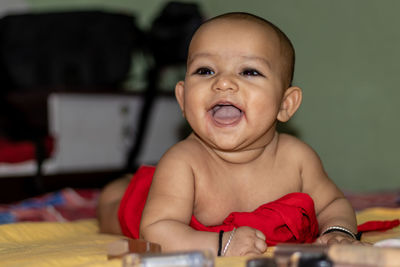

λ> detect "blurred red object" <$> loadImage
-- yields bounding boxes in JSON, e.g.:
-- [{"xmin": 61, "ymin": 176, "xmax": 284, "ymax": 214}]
[{"xmin": 0, "ymin": 136, "xmax": 54, "ymax": 163}]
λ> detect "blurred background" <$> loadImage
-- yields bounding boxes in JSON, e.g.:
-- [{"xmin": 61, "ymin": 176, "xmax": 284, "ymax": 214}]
[{"xmin": 0, "ymin": 0, "xmax": 399, "ymax": 203}]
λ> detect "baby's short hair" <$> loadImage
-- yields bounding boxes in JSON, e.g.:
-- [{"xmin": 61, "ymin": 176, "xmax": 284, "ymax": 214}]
[{"xmin": 203, "ymin": 12, "xmax": 295, "ymax": 88}]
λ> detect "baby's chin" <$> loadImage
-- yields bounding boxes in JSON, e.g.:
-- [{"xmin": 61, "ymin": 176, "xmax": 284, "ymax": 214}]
[
  {"xmin": 211, "ymin": 146, "xmax": 268, "ymax": 164},
  {"xmin": 207, "ymin": 137, "xmax": 255, "ymax": 152},
  {"xmin": 192, "ymin": 132, "xmax": 271, "ymax": 163},
  {"xmin": 193, "ymin": 133, "xmax": 240, "ymax": 151}
]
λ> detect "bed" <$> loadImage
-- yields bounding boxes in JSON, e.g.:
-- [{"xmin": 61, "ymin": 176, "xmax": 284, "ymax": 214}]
[{"xmin": 0, "ymin": 188, "xmax": 399, "ymax": 267}]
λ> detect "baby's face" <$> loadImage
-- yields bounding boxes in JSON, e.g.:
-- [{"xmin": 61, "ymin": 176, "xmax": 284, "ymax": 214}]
[{"xmin": 176, "ymin": 18, "xmax": 287, "ymax": 152}]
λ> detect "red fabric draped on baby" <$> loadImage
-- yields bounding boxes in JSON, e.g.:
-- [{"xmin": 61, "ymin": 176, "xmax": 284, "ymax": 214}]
[
  {"xmin": 118, "ymin": 165, "xmax": 319, "ymax": 245},
  {"xmin": 190, "ymin": 192, "xmax": 319, "ymax": 245}
]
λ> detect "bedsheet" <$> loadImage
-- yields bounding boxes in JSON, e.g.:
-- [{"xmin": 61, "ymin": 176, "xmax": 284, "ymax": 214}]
[
  {"xmin": 0, "ymin": 219, "xmax": 121, "ymax": 267},
  {"xmin": 0, "ymin": 207, "xmax": 399, "ymax": 267},
  {"xmin": 0, "ymin": 188, "xmax": 99, "ymax": 224},
  {"xmin": 1, "ymin": 187, "xmax": 399, "ymax": 225}
]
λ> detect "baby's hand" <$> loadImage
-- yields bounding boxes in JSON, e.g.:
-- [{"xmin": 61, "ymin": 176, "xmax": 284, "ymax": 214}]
[
  {"xmin": 223, "ymin": 226, "xmax": 267, "ymax": 256},
  {"xmin": 315, "ymin": 232, "xmax": 369, "ymax": 246}
]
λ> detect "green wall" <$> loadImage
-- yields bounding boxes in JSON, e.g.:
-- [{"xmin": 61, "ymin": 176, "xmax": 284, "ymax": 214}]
[{"xmin": 25, "ymin": 0, "xmax": 400, "ymax": 192}]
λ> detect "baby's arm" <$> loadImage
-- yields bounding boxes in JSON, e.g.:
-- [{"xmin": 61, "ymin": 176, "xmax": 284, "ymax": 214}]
[
  {"xmin": 298, "ymin": 142, "xmax": 362, "ymax": 245},
  {"xmin": 139, "ymin": 148, "xmax": 266, "ymax": 256},
  {"xmin": 140, "ymin": 152, "xmax": 214, "ymax": 251}
]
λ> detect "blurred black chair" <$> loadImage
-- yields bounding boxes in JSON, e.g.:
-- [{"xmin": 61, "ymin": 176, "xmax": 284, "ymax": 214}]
[
  {"xmin": 0, "ymin": 10, "xmax": 141, "ymax": 90},
  {"xmin": 125, "ymin": 1, "xmax": 203, "ymax": 172},
  {"xmin": 0, "ymin": 10, "xmax": 143, "ymax": 194},
  {"xmin": 0, "ymin": 4, "xmax": 204, "ymax": 196}
]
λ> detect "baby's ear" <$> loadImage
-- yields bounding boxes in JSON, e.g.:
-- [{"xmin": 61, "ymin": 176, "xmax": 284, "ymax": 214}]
[
  {"xmin": 277, "ymin": 86, "xmax": 302, "ymax": 122},
  {"xmin": 175, "ymin": 81, "xmax": 185, "ymax": 114}
]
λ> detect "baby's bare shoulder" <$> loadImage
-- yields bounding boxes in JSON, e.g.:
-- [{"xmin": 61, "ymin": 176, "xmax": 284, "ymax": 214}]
[
  {"xmin": 157, "ymin": 134, "xmax": 207, "ymax": 170},
  {"xmin": 278, "ymin": 134, "xmax": 335, "ymax": 195},
  {"xmin": 163, "ymin": 135, "xmax": 203, "ymax": 158},
  {"xmin": 277, "ymin": 133, "xmax": 318, "ymax": 159}
]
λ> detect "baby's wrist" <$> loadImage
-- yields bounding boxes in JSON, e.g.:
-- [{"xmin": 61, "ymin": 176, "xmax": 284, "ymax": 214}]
[
  {"xmin": 217, "ymin": 228, "xmax": 236, "ymax": 256},
  {"xmin": 222, "ymin": 228, "xmax": 236, "ymax": 256}
]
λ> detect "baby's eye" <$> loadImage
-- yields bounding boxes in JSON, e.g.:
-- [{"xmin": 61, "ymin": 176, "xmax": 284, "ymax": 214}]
[
  {"xmin": 241, "ymin": 69, "xmax": 264, "ymax": 77},
  {"xmin": 193, "ymin": 67, "xmax": 215, "ymax": 75}
]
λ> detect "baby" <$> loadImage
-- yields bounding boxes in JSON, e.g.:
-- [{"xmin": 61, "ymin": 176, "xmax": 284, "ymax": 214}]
[{"xmin": 98, "ymin": 12, "xmax": 362, "ymax": 257}]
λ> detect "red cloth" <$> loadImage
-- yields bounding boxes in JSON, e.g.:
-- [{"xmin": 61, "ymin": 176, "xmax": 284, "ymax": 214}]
[
  {"xmin": 358, "ymin": 219, "xmax": 400, "ymax": 233},
  {"xmin": 118, "ymin": 165, "xmax": 156, "ymax": 239},
  {"xmin": 118, "ymin": 165, "xmax": 319, "ymax": 245},
  {"xmin": 118, "ymin": 166, "xmax": 400, "ymax": 245},
  {"xmin": 190, "ymin": 193, "xmax": 319, "ymax": 245},
  {"xmin": 0, "ymin": 136, "xmax": 54, "ymax": 163}
]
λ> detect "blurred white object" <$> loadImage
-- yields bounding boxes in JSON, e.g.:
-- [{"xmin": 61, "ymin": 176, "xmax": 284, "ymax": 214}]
[
  {"xmin": 135, "ymin": 96, "xmax": 184, "ymax": 164},
  {"xmin": 0, "ymin": 92, "xmax": 183, "ymax": 177},
  {"xmin": 374, "ymin": 238, "xmax": 400, "ymax": 248},
  {"xmin": 47, "ymin": 93, "xmax": 184, "ymax": 173},
  {"xmin": 0, "ymin": 0, "xmax": 28, "ymax": 17},
  {"xmin": 123, "ymin": 251, "xmax": 214, "ymax": 267},
  {"xmin": 0, "ymin": 161, "xmax": 36, "ymax": 177},
  {"xmin": 47, "ymin": 93, "xmax": 141, "ymax": 173}
]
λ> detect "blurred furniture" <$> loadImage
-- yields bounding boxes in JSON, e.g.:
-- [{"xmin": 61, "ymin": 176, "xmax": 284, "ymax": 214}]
[
  {"xmin": 124, "ymin": 1, "xmax": 203, "ymax": 171},
  {"xmin": 0, "ymin": 10, "xmax": 143, "ymax": 199},
  {"xmin": 0, "ymin": 3, "xmax": 203, "ymax": 203}
]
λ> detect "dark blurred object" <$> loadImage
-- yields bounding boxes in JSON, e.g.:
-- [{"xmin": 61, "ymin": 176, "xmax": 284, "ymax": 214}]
[
  {"xmin": 0, "ymin": 10, "xmax": 142, "ymax": 142},
  {"xmin": 296, "ymin": 253, "xmax": 332, "ymax": 267},
  {"xmin": 148, "ymin": 1, "xmax": 203, "ymax": 66},
  {"xmin": 0, "ymin": 3, "xmax": 204, "ymax": 197},
  {"xmin": 0, "ymin": 11, "xmax": 142, "ymax": 195},
  {"xmin": 247, "ymin": 258, "xmax": 277, "ymax": 267},
  {"xmin": 125, "ymin": 2, "xmax": 203, "ymax": 172},
  {"xmin": 0, "ymin": 11, "xmax": 142, "ymax": 90},
  {"xmin": 0, "ymin": 10, "xmax": 142, "ymax": 144}
]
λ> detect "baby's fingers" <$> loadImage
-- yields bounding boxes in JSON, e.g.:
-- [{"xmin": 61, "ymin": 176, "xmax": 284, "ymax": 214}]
[
  {"xmin": 253, "ymin": 229, "xmax": 267, "ymax": 253},
  {"xmin": 254, "ymin": 237, "xmax": 267, "ymax": 253},
  {"xmin": 255, "ymin": 229, "xmax": 266, "ymax": 241}
]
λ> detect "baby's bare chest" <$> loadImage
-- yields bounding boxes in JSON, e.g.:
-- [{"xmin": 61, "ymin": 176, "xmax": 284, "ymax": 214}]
[{"xmin": 192, "ymin": 166, "xmax": 302, "ymax": 226}]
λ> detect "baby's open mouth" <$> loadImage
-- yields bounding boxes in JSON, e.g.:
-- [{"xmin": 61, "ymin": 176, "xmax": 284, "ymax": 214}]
[{"xmin": 210, "ymin": 104, "xmax": 243, "ymax": 125}]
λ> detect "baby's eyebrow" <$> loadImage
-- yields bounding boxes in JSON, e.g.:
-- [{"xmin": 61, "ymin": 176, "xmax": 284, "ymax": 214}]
[
  {"xmin": 187, "ymin": 52, "xmax": 213, "ymax": 65},
  {"xmin": 240, "ymin": 55, "xmax": 272, "ymax": 69},
  {"xmin": 187, "ymin": 52, "xmax": 272, "ymax": 70}
]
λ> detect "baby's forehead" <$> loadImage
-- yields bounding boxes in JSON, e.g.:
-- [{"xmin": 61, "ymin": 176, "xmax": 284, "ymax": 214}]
[
  {"xmin": 199, "ymin": 17, "xmax": 277, "ymax": 37},
  {"xmin": 188, "ymin": 18, "xmax": 281, "ymax": 61}
]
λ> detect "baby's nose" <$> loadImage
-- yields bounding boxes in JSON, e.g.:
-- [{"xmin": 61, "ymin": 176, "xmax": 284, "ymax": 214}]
[{"xmin": 212, "ymin": 74, "xmax": 238, "ymax": 92}]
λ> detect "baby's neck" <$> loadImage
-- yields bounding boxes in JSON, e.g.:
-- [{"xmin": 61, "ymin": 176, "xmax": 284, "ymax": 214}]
[{"xmin": 195, "ymin": 132, "xmax": 279, "ymax": 165}]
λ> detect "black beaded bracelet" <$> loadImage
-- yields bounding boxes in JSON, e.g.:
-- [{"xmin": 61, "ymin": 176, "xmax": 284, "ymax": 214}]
[{"xmin": 217, "ymin": 230, "xmax": 224, "ymax": 256}]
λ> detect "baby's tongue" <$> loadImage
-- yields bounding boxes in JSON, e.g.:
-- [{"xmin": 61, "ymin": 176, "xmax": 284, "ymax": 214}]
[{"xmin": 213, "ymin": 105, "xmax": 242, "ymax": 125}]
